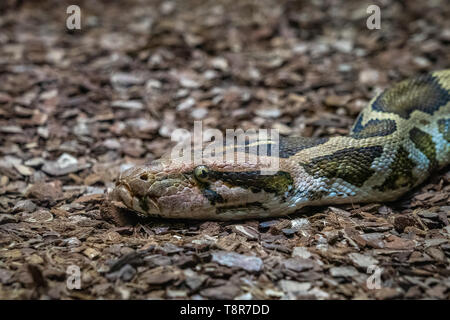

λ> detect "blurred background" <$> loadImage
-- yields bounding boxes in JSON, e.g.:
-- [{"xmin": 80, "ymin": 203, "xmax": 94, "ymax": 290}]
[
  {"xmin": 1, "ymin": 1, "xmax": 449, "ymax": 165},
  {"xmin": 0, "ymin": 0, "xmax": 449, "ymax": 300}
]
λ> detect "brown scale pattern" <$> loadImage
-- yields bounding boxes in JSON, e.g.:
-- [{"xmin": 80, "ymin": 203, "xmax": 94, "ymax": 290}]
[
  {"xmin": 372, "ymin": 73, "xmax": 450, "ymax": 119},
  {"xmin": 409, "ymin": 127, "xmax": 438, "ymax": 170},
  {"xmin": 301, "ymin": 146, "xmax": 384, "ymax": 187},
  {"xmin": 375, "ymin": 146, "xmax": 417, "ymax": 192}
]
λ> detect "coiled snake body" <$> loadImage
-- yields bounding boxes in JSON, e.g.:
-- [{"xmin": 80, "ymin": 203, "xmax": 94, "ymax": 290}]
[{"xmin": 111, "ymin": 70, "xmax": 450, "ymax": 220}]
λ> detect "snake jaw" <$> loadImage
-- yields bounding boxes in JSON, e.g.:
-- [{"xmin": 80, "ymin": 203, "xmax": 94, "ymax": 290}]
[
  {"xmin": 110, "ymin": 166, "xmax": 156, "ymax": 214},
  {"xmin": 110, "ymin": 184, "xmax": 134, "ymax": 208},
  {"xmin": 110, "ymin": 164, "xmax": 199, "ymax": 217},
  {"xmin": 145, "ymin": 195, "xmax": 161, "ymax": 213},
  {"xmin": 110, "ymin": 181, "xmax": 163, "ymax": 216}
]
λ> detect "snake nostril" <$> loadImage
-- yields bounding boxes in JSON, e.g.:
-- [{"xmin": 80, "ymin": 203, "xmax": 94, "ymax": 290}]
[{"xmin": 140, "ymin": 173, "xmax": 149, "ymax": 181}]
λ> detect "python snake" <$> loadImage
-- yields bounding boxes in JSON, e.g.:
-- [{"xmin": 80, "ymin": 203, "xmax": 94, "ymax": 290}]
[{"xmin": 110, "ymin": 70, "xmax": 450, "ymax": 220}]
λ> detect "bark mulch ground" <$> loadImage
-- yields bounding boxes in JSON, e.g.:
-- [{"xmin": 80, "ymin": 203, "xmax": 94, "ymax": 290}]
[{"xmin": 0, "ymin": 0, "xmax": 449, "ymax": 299}]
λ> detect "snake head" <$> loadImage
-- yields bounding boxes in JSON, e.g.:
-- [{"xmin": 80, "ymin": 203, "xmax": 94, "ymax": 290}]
[
  {"xmin": 109, "ymin": 157, "xmax": 295, "ymax": 220},
  {"xmin": 110, "ymin": 161, "xmax": 207, "ymax": 219}
]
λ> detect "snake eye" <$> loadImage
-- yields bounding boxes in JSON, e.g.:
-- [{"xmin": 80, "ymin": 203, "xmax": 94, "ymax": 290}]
[{"xmin": 194, "ymin": 165, "xmax": 210, "ymax": 183}]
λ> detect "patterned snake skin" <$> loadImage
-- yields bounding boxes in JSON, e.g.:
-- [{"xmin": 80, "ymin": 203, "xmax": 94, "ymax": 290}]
[{"xmin": 110, "ymin": 70, "xmax": 450, "ymax": 220}]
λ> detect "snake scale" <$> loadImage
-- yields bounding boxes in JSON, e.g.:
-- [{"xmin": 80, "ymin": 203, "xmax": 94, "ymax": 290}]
[{"xmin": 110, "ymin": 70, "xmax": 450, "ymax": 220}]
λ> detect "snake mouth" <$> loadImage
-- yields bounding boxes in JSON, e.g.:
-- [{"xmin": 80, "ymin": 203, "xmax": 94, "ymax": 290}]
[
  {"xmin": 110, "ymin": 183, "xmax": 161, "ymax": 215},
  {"xmin": 110, "ymin": 184, "xmax": 134, "ymax": 208}
]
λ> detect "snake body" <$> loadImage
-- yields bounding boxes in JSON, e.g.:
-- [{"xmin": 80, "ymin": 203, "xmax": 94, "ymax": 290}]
[{"xmin": 110, "ymin": 70, "xmax": 450, "ymax": 220}]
